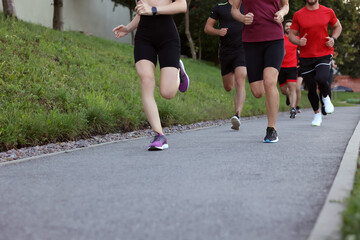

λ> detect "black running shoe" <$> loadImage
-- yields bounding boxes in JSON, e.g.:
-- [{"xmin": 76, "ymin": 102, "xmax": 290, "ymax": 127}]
[
  {"xmin": 290, "ymin": 108, "xmax": 296, "ymax": 119},
  {"xmin": 286, "ymin": 96, "xmax": 290, "ymax": 106},
  {"xmin": 264, "ymin": 127, "xmax": 279, "ymax": 143},
  {"xmin": 321, "ymin": 105, "xmax": 327, "ymax": 116}
]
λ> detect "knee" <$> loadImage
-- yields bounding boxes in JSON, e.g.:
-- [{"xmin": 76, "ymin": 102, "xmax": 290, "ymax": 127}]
[
  {"xmin": 252, "ymin": 89, "xmax": 265, "ymax": 98},
  {"xmin": 280, "ymin": 88, "xmax": 287, "ymax": 95},
  {"xmin": 264, "ymin": 79, "xmax": 277, "ymax": 90},
  {"xmin": 222, "ymin": 77, "xmax": 234, "ymax": 92},
  {"xmin": 224, "ymin": 86, "xmax": 233, "ymax": 92},
  {"xmin": 140, "ymin": 76, "xmax": 155, "ymax": 89},
  {"xmin": 160, "ymin": 89, "xmax": 176, "ymax": 100}
]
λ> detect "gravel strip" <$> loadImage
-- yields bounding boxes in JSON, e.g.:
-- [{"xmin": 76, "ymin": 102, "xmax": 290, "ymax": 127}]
[{"xmin": 0, "ymin": 117, "xmax": 262, "ymax": 163}]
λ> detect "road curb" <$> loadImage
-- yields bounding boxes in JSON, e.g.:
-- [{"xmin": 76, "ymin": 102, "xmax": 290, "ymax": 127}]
[
  {"xmin": 307, "ymin": 120, "xmax": 360, "ymax": 240},
  {"xmin": 0, "ymin": 124, "xmax": 229, "ymax": 167},
  {"xmin": 0, "ymin": 137, "xmax": 146, "ymax": 167}
]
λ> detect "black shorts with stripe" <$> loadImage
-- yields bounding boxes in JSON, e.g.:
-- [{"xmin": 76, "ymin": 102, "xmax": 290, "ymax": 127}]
[{"xmin": 278, "ymin": 67, "xmax": 297, "ymax": 87}]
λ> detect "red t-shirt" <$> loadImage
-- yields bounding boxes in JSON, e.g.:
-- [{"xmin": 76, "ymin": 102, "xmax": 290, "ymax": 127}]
[
  {"xmin": 281, "ymin": 35, "xmax": 298, "ymax": 68},
  {"xmin": 291, "ymin": 5, "xmax": 338, "ymax": 58},
  {"xmin": 242, "ymin": 0, "xmax": 284, "ymax": 42}
]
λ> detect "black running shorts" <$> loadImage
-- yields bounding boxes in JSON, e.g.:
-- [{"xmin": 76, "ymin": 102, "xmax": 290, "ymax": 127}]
[
  {"xmin": 278, "ymin": 67, "xmax": 297, "ymax": 87},
  {"xmin": 134, "ymin": 15, "xmax": 180, "ymax": 69},
  {"xmin": 219, "ymin": 45, "xmax": 246, "ymax": 76},
  {"xmin": 244, "ymin": 39, "xmax": 285, "ymax": 83}
]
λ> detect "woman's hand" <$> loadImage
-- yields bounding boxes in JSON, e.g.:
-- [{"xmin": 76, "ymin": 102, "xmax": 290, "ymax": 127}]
[
  {"xmin": 274, "ymin": 11, "xmax": 284, "ymax": 24},
  {"xmin": 244, "ymin": 13, "xmax": 254, "ymax": 25},
  {"xmin": 135, "ymin": 0, "xmax": 152, "ymax": 16},
  {"xmin": 112, "ymin": 25, "xmax": 129, "ymax": 39}
]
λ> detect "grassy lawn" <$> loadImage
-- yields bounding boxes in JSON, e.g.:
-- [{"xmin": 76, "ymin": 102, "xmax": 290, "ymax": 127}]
[
  {"xmin": 332, "ymin": 91, "xmax": 360, "ymax": 105},
  {"xmin": 342, "ymin": 154, "xmax": 360, "ymax": 240},
  {"xmin": 0, "ymin": 13, "xmax": 358, "ymax": 151}
]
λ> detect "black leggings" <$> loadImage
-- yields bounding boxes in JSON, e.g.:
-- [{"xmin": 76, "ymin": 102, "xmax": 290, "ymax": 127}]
[
  {"xmin": 134, "ymin": 15, "xmax": 180, "ymax": 69},
  {"xmin": 300, "ymin": 55, "xmax": 332, "ymax": 111}
]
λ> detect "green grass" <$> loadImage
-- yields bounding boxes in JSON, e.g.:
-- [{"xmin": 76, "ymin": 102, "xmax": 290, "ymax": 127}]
[
  {"xmin": 0, "ymin": 13, "xmax": 358, "ymax": 151},
  {"xmin": 342, "ymin": 154, "xmax": 360, "ymax": 240},
  {"xmin": 331, "ymin": 91, "xmax": 360, "ymax": 106}
]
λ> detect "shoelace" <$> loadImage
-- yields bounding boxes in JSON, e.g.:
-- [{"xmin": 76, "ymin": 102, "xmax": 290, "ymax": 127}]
[
  {"xmin": 179, "ymin": 71, "xmax": 184, "ymax": 83},
  {"xmin": 267, "ymin": 128, "xmax": 276, "ymax": 137},
  {"xmin": 150, "ymin": 134, "xmax": 162, "ymax": 143}
]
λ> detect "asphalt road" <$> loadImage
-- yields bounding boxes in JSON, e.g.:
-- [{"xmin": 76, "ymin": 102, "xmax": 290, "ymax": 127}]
[{"xmin": 0, "ymin": 106, "xmax": 359, "ymax": 240}]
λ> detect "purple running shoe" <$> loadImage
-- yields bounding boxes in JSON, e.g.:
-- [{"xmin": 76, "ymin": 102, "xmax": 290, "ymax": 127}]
[
  {"xmin": 148, "ymin": 133, "xmax": 168, "ymax": 151},
  {"xmin": 179, "ymin": 59, "xmax": 189, "ymax": 93}
]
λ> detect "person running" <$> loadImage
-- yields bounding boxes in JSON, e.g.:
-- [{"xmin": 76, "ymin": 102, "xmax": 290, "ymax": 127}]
[
  {"xmin": 295, "ymin": 50, "xmax": 303, "ymax": 113},
  {"xmin": 112, "ymin": 0, "xmax": 189, "ymax": 150},
  {"xmin": 320, "ymin": 58, "xmax": 338, "ymax": 115},
  {"xmin": 278, "ymin": 19, "xmax": 298, "ymax": 119},
  {"xmin": 204, "ymin": 0, "xmax": 247, "ymax": 130},
  {"xmin": 231, "ymin": 0, "xmax": 289, "ymax": 143},
  {"xmin": 289, "ymin": 0, "xmax": 342, "ymax": 126}
]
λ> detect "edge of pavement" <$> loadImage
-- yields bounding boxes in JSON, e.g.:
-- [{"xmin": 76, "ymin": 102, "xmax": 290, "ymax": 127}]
[
  {"xmin": 0, "ymin": 114, "xmax": 269, "ymax": 167},
  {"xmin": 307, "ymin": 120, "xmax": 360, "ymax": 240},
  {"xmin": 0, "ymin": 124, "xmax": 226, "ymax": 167}
]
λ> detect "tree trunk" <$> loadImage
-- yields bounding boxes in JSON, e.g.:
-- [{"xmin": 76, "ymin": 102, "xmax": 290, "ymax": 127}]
[
  {"xmin": 130, "ymin": 9, "xmax": 135, "ymax": 45},
  {"xmin": 185, "ymin": 0, "xmax": 196, "ymax": 60},
  {"xmin": 198, "ymin": 33, "xmax": 202, "ymax": 61},
  {"xmin": 2, "ymin": 0, "xmax": 17, "ymax": 18},
  {"xmin": 53, "ymin": 0, "xmax": 64, "ymax": 31}
]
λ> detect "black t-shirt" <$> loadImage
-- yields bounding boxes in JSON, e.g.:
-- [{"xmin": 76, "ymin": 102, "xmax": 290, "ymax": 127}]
[{"xmin": 210, "ymin": 1, "xmax": 244, "ymax": 52}]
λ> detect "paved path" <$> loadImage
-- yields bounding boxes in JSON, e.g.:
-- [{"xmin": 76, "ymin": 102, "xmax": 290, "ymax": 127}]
[{"xmin": 0, "ymin": 106, "xmax": 359, "ymax": 240}]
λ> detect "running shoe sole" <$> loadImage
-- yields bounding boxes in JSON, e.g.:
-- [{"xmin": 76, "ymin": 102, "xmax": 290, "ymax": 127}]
[
  {"xmin": 263, "ymin": 137, "xmax": 279, "ymax": 143},
  {"xmin": 231, "ymin": 116, "xmax": 240, "ymax": 130},
  {"xmin": 148, "ymin": 144, "xmax": 169, "ymax": 151}
]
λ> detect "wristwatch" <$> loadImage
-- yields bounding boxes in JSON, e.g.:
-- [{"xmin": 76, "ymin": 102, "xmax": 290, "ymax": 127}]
[
  {"xmin": 152, "ymin": 6, "xmax": 157, "ymax": 16},
  {"xmin": 331, "ymin": 36, "xmax": 337, "ymax": 42}
]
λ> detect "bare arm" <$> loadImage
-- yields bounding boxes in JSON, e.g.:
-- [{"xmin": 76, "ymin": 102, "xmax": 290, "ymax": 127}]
[
  {"xmin": 204, "ymin": 18, "xmax": 228, "ymax": 36},
  {"xmin": 332, "ymin": 20, "xmax": 342, "ymax": 38},
  {"xmin": 331, "ymin": 20, "xmax": 342, "ymax": 39},
  {"xmin": 135, "ymin": 0, "xmax": 187, "ymax": 16},
  {"xmin": 112, "ymin": 14, "xmax": 140, "ymax": 39},
  {"xmin": 274, "ymin": 0, "xmax": 289, "ymax": 24},
  {"xmin": 289, "ymin": 29, "xmax": 307, "ymax": 46},
  {"xmin": 125, "ymin": 14, "xmax": 141, "ymax": 32},
  {"xmin": 231, "ymin": 0, "xmax": 244, "ymax": 23},
  {"xmin": 325, "ymin": 20, "xmax": 342, "ymax": 47},
  {"xmin": 231, "ymin": 0, "xmax": 254, "ymax": 25}
]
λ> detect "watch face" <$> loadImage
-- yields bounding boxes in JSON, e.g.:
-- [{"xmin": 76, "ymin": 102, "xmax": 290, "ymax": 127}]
[{"xmin": 152, "ymin": 6, "xmax": 157, "ymax": 15}]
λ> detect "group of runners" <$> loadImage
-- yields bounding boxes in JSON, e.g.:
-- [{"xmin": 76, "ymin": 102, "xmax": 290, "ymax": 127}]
[{"xmin": 112, "ymin": 0, "xmax": 342, "ymax": 150}]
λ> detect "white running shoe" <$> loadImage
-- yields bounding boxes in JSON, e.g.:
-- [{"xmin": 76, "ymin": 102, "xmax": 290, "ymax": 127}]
[
  {"xmin": 312, "ymin": 113, "xmax": 322, "ymax": 126},
  {"xmin": 231, "ymin": 116, "xmax": 241, "ymax": 130},
  {"xmin": 322, "ymin": 95, "xmax": 334, "ymax": 114}
]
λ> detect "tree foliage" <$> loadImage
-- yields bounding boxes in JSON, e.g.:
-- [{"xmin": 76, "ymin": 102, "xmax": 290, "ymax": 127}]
[
  {"xmin": 176, "ymin": 0, "xmax": 220, "ymax": 62},
  {"xmin": 110, "ymin": 0, "xmax": 137, "ymax": 44},
  {"xmin": 110, "ymin": 0, "xmax": 136, "ymax": 20}
]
